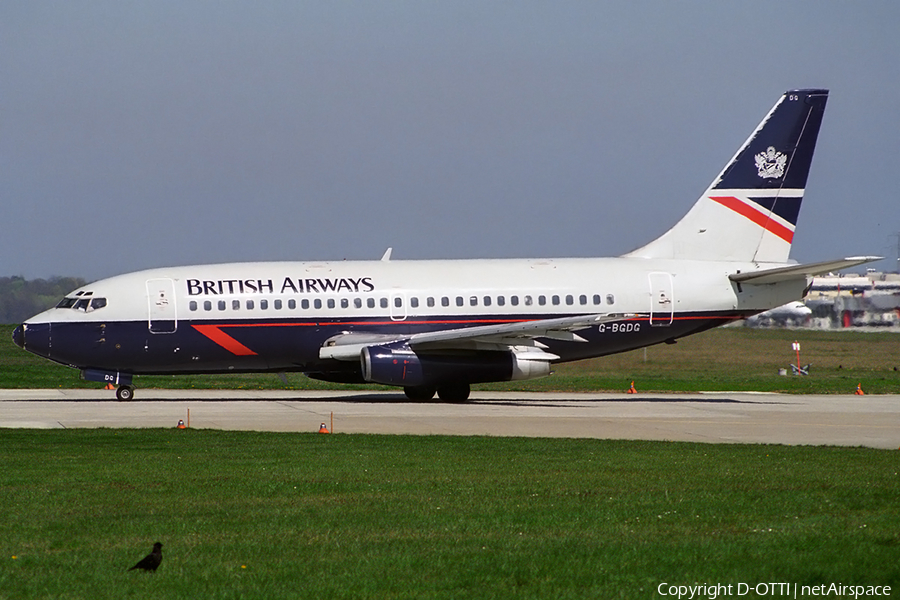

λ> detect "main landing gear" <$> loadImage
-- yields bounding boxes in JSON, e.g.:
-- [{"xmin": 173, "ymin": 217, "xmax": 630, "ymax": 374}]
[
  {"xmin": 403, "ymin": 383, "xmax": 471, "ymax": 403},
  {"xmin": 116, "ymin": 385, "xmax": 135, "ymax": 402}
]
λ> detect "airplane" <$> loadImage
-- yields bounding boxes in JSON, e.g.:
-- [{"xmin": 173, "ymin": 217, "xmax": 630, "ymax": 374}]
[
  {"xmin": 744, "ymin": 300, "xmax": 813, "ymax": 327},
  {"xmin": 12, "ymin": 89, "xmax": 879, "ymax": 402}
]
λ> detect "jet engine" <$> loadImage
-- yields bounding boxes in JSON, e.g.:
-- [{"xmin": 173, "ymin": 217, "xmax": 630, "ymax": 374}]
[{"xmin": 360, "ymin": 343, "xmax": 552, "ymax": 387}]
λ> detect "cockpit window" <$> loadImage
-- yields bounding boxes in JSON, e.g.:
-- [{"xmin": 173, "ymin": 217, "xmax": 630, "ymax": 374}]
[{"xmin": 56, "ymin": 296, "xmax": 108, "ymax": 311}]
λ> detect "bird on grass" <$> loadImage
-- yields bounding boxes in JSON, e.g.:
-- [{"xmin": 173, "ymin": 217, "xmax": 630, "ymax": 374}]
[{"xmin": 128, "ymin": 542, "xmax": 163, "ymax": 572}]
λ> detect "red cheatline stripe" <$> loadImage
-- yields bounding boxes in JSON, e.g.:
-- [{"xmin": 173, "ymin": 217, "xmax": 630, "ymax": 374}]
[
  {"xmin": 192, "ymin": 325, "xmax": 258, "ymax": 356},
  {"xmin": 219, "ymin": 319, "xmax": 528, "ymax": 327},
  {"xmin": 709, "ymin": 196, "xmax": 794, "ymax": 243}
]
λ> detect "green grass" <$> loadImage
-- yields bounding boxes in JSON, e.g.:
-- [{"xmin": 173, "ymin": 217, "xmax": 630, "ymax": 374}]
[
  {"xmin": 4, "ymin": 324, "xmax": 900, "ymax": 394},
  {"xmin": 1, "ymin": 430, "xmax": 898, "ymax": 599}
]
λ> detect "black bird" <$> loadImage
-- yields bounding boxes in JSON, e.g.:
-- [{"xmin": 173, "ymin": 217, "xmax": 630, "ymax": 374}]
[{"xmin": 128, "ymin": 542, "xmax": 163, "ymax": 572}]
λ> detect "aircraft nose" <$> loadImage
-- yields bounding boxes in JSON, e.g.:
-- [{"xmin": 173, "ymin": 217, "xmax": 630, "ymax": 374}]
[
  {"xmin": 13, "ymin": 323, "xmax": 52, "ymax": 358},
  {"xmin": 12, "ymin": 324, "xmax": 25, "ymax": 349}
]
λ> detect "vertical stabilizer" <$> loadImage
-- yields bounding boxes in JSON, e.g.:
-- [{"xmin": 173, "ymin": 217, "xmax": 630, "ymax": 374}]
[{"xmin": 625, "ymin": 89, "xmax": 828, "ymax": 263}]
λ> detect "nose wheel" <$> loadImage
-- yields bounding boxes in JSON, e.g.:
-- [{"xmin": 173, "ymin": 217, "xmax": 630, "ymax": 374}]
[{"xmin": 116, "ymin": 385, "xmax": 135, "ymax": 402}]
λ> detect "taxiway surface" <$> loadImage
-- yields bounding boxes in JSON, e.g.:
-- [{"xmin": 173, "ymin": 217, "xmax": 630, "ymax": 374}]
[{"xmin": 1, "ymin": 389, "xmax": 898, "ymax": 448}]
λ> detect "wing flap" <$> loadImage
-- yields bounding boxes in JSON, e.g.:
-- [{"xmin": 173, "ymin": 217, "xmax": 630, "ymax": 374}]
[
  {"xmin": 319, "ymin": 313, "xmax": 634, "ymax": 361},
  {"xmin": 406, "ymin": 313, "xmax": 631, "ymax": 349}
]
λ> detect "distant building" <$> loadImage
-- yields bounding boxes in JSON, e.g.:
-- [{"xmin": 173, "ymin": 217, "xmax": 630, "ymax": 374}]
[{"xmin": 746, "ymin": 271, "xmax": 900, "ymax": 329}]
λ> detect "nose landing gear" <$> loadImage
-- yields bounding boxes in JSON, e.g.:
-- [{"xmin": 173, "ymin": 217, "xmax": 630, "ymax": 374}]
[{"xmin": 81, "ymin": 369, "xmax": 134, "ymax": 400}]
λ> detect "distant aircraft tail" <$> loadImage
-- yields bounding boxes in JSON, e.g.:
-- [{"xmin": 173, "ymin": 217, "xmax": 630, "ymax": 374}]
[{"xmin": 625, "ymin": 89, "xmax": 829, "ymax": 263}]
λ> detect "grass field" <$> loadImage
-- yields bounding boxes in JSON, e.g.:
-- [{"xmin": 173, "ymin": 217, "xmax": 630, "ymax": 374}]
[
  {"xmin": 1, "ymin": 429, "xmax": 898, "ymax": 599},
  {"xmin": 3, "ymin": 324, "xmax": 900, "ymax": 394}
]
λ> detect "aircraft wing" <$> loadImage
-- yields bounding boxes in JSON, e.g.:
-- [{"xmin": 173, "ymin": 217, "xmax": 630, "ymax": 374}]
[
  {"xmin": 729, "ymin": 256, "xmax": 882, "ymax": 285},
  {"xmin": 319, "ymin": 313, "xmax": 634, "ymax": 361}
]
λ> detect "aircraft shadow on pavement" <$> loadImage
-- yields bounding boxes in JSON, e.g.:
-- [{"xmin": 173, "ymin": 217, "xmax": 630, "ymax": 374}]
[
  {"xmin": 281, "ymin": 395, "xmax": 787, "ymax": 407},
  {"xmin": 21, "ymin": 393, "xmax": 785, "ymax": 406}
]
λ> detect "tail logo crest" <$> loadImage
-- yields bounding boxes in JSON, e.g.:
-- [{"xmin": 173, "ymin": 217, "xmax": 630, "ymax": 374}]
[{"xmin": 755, "ymin": 146, "xmax": 787, "ymax": 179}]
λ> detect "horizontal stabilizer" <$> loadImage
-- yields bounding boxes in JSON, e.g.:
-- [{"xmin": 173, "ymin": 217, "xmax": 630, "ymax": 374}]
[{"xmin": 729, "ymin": 256, "xmax": 882, "ymax": 285}]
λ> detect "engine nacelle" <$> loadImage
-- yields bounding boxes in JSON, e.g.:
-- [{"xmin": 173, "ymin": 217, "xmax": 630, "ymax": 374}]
[
  {"xmin": 360, "ymin": 343, "xmax": 552, "ymax": 387},
  {"xmin": 361, "ymin": 344, "xmax": 425, "ymax": 386},
  {"xmin": 509, "ymin": 353, "xmax": 552, "ymax": 381}
]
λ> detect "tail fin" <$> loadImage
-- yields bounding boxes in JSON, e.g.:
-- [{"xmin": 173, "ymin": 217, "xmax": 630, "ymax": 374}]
[{"xmin": 625, "ymin": 89, "xmax": 828, "ymax": 263}]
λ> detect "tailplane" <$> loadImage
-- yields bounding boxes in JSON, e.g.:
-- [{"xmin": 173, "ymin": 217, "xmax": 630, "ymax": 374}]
[{"xmin": 626, "ymin": 89, "xmax": 829, "ymax": 263}]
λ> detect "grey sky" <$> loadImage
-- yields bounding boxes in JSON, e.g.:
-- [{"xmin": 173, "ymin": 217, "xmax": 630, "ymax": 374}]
[{"xmin": 4, "ymin": 2, "xmax": 899, "ymax": 281}]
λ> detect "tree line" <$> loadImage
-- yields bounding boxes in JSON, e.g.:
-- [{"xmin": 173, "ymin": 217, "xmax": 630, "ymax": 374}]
[{"xmin": 0, "ymin": 276, "xmax": 87, "ymax": 324}]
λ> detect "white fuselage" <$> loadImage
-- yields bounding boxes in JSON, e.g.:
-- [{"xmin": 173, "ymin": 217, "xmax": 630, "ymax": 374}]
[{"xmin": 19, "ymin": 256, "xmax": 806, "ymax": 376}]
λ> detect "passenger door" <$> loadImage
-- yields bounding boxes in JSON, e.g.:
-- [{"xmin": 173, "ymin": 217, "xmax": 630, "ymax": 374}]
[
  {"xmin": 147, "ymin": 278, "xmax": 178, "ymax": 333},
  {"xmin": 648, "ymin": 272, "xmax": 674, "ymax": 326}
]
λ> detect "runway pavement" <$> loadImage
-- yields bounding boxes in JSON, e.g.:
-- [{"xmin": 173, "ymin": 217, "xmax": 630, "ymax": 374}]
[{"xmin": 1, "ymin": 389, "xmax": 898, "ymax": 448}]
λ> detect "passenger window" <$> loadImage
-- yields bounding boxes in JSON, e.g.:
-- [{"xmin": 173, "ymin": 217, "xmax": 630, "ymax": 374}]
[
  {"xmin": 260, "ymin": 299, "xmax": 268, "ymax": 310},
  {"xmin": 380, "ymin": 298, "xmax": 388, "ymax": 309},
  {"xmin": 607, "ymin": 294, "xmax": 615, "ymax": 305},
  {"xmin": 218, "ymin": 300, "xmax": 226, "ymax": 311},
  {"xmin": 497, "ymin": 296, "xmax": 505, "ymax": 306},
  {"xmin": 410, "ymin": 297, "xmax": 419, "ymax": 308},
  {"xmin": 394, "ymin": 297, "xmax": 402, "ymax": 308},
  {"xmin": 483, "ymin": 296, "xmax": 491, "ymax": 306},
  {"xmin": 246, "ymin": 300, "xmax": 255, "ymax": 310},
  {"xmin": 354, "ymin": 298, "xmax": 363, "ymax": 309},
  {"xmin": 442, "ymin": 297, "xmax": 450, "ymax": 307},
  {"xmin": 288, "ymin": 299, "xmax": 296, "ymax": 309},
  {"xmin": 593, "ymin": 294, "xmax": 601, "ymax": 305},
  {"xmin": 427, "ymin": 297, "xmax": 435, "ymax": 308},
  {"xmin": 538, "ymin": 296, "xmax": 546, "ymax": 306},
  {"xmin": 301, "ymin": 299, "xmax": 309, "ymax": 309},
  {"xmin": 274, "ymin": 299, "xmax": 282, "ymax": 310},
  {"xmin": 367, "ymin": 298, "xmax": 376, "ymax": 309},
  {"xmin": 314, "ymin": 299, "xmax": 323, "ymax": 309},
  {"xmin": 524, "ymin": 295, "xmax": 533, "ymax": 306},
  {"xmin": 565, "ymin": 295, "xmax": 574, "ymax": 306},
  {"xmin": 552, "ymin": 295, "xmax": 560, "ymax": 306},
  {"xmin": 511, "ymin": 296, "xmax": 519, "ymax": 306},
  {"xmin": 341, "ymin": 298, "xmax": 349, "ymax": 309},
  {"xmin": 327, "ymin": 299, "xmax": 335, "ymax": 309},
  {"xmin": 469, "ymin": 296, "xmax": 477, "ymax": 307},
  {"xmin": 232, "ymin": 300, "xmax": 240, "ymax": 310},
  {"xmin": 456, "ymin": 297, "xmax": 464, "ymax": 307},
  {"xmin": 204, "ymin": 300, "xmax": 212, "ymax": 311},
  {"xmin": 189, "ymin": 301, "xmax": 198, "ymax": 311},
  {"xmin": 579, "ymin": 295, "xmax": 587, "ymax": 305}
]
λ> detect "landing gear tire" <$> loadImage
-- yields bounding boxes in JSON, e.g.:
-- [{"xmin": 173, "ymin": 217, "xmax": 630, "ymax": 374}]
[
  {"xmin": 437, "ymin": 383, "xmax": 470, "ymax": 403},
  {"xmin": 404, "ymin": 385, "xmax": 436, "ymax": 401},
  {"xmin": 116, "ymin": 385, "xmax": 135, "ymax": 402}
]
